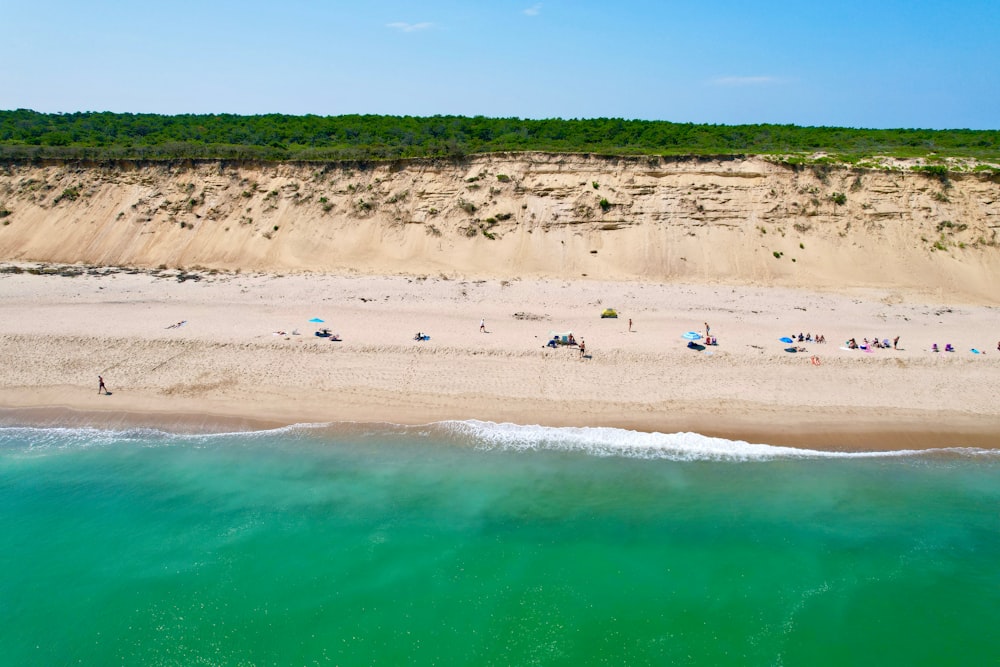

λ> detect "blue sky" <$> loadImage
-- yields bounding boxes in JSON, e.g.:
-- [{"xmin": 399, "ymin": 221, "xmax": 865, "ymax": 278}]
[{"xmin": 2, "ymin": 0, "xmax": 998, "ymax": 129}]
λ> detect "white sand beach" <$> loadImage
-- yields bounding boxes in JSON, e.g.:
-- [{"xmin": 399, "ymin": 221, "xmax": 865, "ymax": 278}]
[{"xmin": 1, "ymin": 265, "xmax": 998, "ymax": 450}]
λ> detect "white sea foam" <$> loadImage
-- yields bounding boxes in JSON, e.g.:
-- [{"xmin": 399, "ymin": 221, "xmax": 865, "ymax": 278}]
[
  {"xmin": 0, "ymin": 422, "xmax": 332, "ymax": 452},
  {"xmin": 430, "ymin": 420, "xmax": 997, "ymax": 462},
  {"xmin": 0, "ymin": 425, "xmax": 171, "ymax": 451},
  {"xmin": 1, "ymin": 420, "xmax": 996, "ymax": 462}
]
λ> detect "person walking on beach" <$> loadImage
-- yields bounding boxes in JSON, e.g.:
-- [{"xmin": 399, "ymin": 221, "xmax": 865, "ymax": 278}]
[
  {"xmin": 628, "ymin": 318, "xmax": 633, "ymax": 332},
  {"xmin": 98, "ymin": 375, "xmax": 108, "ymax": 395},
  {"xmin": 480, "ymin": 318, "xmax": 486, "ymax": 333},
  {"xmin": 893, "ymin": 336, "xmax": 900, "ymax": 350},
  {"xmin": 579, "ymin": 339, "xmax": 586, "ymax": 358}
]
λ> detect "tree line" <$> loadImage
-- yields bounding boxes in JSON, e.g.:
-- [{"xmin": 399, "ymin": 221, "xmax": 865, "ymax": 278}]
[{"xmin": 1, "ymin": 109, "xmax": 997, "ymax": 162}]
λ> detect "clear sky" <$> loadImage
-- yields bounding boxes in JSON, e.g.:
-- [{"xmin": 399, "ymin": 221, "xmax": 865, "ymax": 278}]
[{"xmin": 3, "ymin": 0, "xmax": 998, "ymax": 129}]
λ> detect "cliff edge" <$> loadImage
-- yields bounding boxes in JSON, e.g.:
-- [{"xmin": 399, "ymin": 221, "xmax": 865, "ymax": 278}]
[{"xmin": 1, "ymin": 154, "xmax": 998, "ymax": 301}]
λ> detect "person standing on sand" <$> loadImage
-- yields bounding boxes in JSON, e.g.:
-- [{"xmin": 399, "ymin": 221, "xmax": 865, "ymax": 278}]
[
  {"xmin": 480, "ymin": 318, "xmax": 486, "ymax": 333},
  {"xmin": 705, "ymin": 322, "xmax": 710, "ymax": 338},
  {"xmin": 579, "ymin": 339, "xmax": 586, "ymax": 358},
  {"xmin": 98, "ymin": 375, "xmax": 108, "ymax": 395},
  {"xmin": 894, "ymin": 336, "xmax": 900, "ymax": 350},
  {"xmin": 628, "ymin": 318, "xmax": 633, "ymax": 332}
]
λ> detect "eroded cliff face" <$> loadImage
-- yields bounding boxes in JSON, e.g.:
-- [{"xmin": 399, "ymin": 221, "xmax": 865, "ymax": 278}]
[{"xmin": 1, "ymin": 154, "xmax": 998, "ymax": 299}]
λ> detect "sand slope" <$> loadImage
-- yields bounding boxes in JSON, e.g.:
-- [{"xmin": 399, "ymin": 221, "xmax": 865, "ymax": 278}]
[{"xmin": 1, "ymin": 154, "xmax": 999, "ymax": 301}]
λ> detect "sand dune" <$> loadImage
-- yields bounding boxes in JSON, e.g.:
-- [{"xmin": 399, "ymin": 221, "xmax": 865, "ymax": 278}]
[{"xmin": 1, "ymin": 154, "xmax": 999, "ymax": 301}]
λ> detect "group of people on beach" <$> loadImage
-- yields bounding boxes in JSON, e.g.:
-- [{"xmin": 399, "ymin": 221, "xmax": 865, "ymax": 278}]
[
  {"xmin": 792, "ymin": 333, "xmax": 826, "ymax": 344},
  {"xmin": 95, "ymin": 314, "xmax": 999, "ymax": 401},
  {"xmin": 846, "ymin": 335, "xmax": 898, "ymax": 350}
]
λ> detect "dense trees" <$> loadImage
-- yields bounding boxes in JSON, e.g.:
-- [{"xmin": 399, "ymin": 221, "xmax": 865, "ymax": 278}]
[{"xmin": 0, "ymin": 109, "xmax": 996, "ymax": 161}]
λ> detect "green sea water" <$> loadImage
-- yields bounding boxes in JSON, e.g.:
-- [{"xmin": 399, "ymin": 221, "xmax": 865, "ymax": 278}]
[{"xmin": 1, "ymin": 421, "xmax": 998, "ymax": 666}]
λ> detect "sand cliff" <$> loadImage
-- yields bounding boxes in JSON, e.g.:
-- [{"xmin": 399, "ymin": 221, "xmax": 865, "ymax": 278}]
[{"xmin": 1, "ymin": 154, "xmax": 998, "ymax": 301}]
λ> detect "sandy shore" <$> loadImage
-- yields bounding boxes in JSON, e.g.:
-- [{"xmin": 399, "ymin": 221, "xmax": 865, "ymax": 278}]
[{"xmin": 1, "ymin": 265, "xmax": 998, "ymax": 451}]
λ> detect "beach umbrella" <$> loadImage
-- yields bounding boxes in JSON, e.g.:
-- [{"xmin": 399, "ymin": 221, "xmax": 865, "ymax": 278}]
[
  {"xmin": 308, "ymin": 317, "xmax": 325, "ymax": 323},
  {"xmin": 779, "ymin": 336, "xmax": 793, "ymax": 344},
  {"xmin": 682, "ymin": 331, "xmax": 702, "ymax": 340}
]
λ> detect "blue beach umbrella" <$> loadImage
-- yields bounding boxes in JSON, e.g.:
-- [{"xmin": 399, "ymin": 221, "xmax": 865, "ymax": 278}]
[
  {"xmin": 308, "ymin": 317, "xmax": 325, "ymax": 323},
  {"xmin": 779, "ymin": 336, "xmax": 793, "ymax": 344},
  {"xmin": 682, "ymin": 331, "xmax": 702, "ymax": 341}
]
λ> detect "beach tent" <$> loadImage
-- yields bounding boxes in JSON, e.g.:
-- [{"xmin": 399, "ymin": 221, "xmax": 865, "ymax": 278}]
[{"xmin": 600, "ymin": 308, "xmax": 618, "ymax": 318}]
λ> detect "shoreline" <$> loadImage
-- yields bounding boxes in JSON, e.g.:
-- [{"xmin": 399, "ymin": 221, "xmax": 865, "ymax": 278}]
[{"xmin": 3, "ymin": 400, "xmax": 999, "ymax": 453}]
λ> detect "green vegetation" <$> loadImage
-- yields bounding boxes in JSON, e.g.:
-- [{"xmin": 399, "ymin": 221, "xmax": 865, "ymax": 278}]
[
  {"xmin": 599, "ymin": 198, "xmax": 611, "ymax": 212},
  {"xmin": 829, "ymin": 192, "xmax": 847, "ymax": 206},
  {"xmin": 386, "ymin": 190, "xmax": 408, "ymax": 203},
  {"xmin": 1, "ymin": 109, "xmax": 998, "ymax": 162},
  {"xmin": 54, "ymin": 187, "xmax": 80, "ymax": 203},
  {"xmin": 932, "ymin": 191, "xmax": 950, "ymax": 202},
  {"xmin": 937, "ymin": 220, "xmax": 968, "ymax": 232},
  {"xmin": 913, "ymin": 164, "xmax": 949, "ymax": 179}
]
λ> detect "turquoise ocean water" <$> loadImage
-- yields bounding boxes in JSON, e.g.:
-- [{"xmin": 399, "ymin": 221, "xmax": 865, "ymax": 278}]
[{"xmin": 1, "ymin": 421, "xmax": 998, "ymax": 666}]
